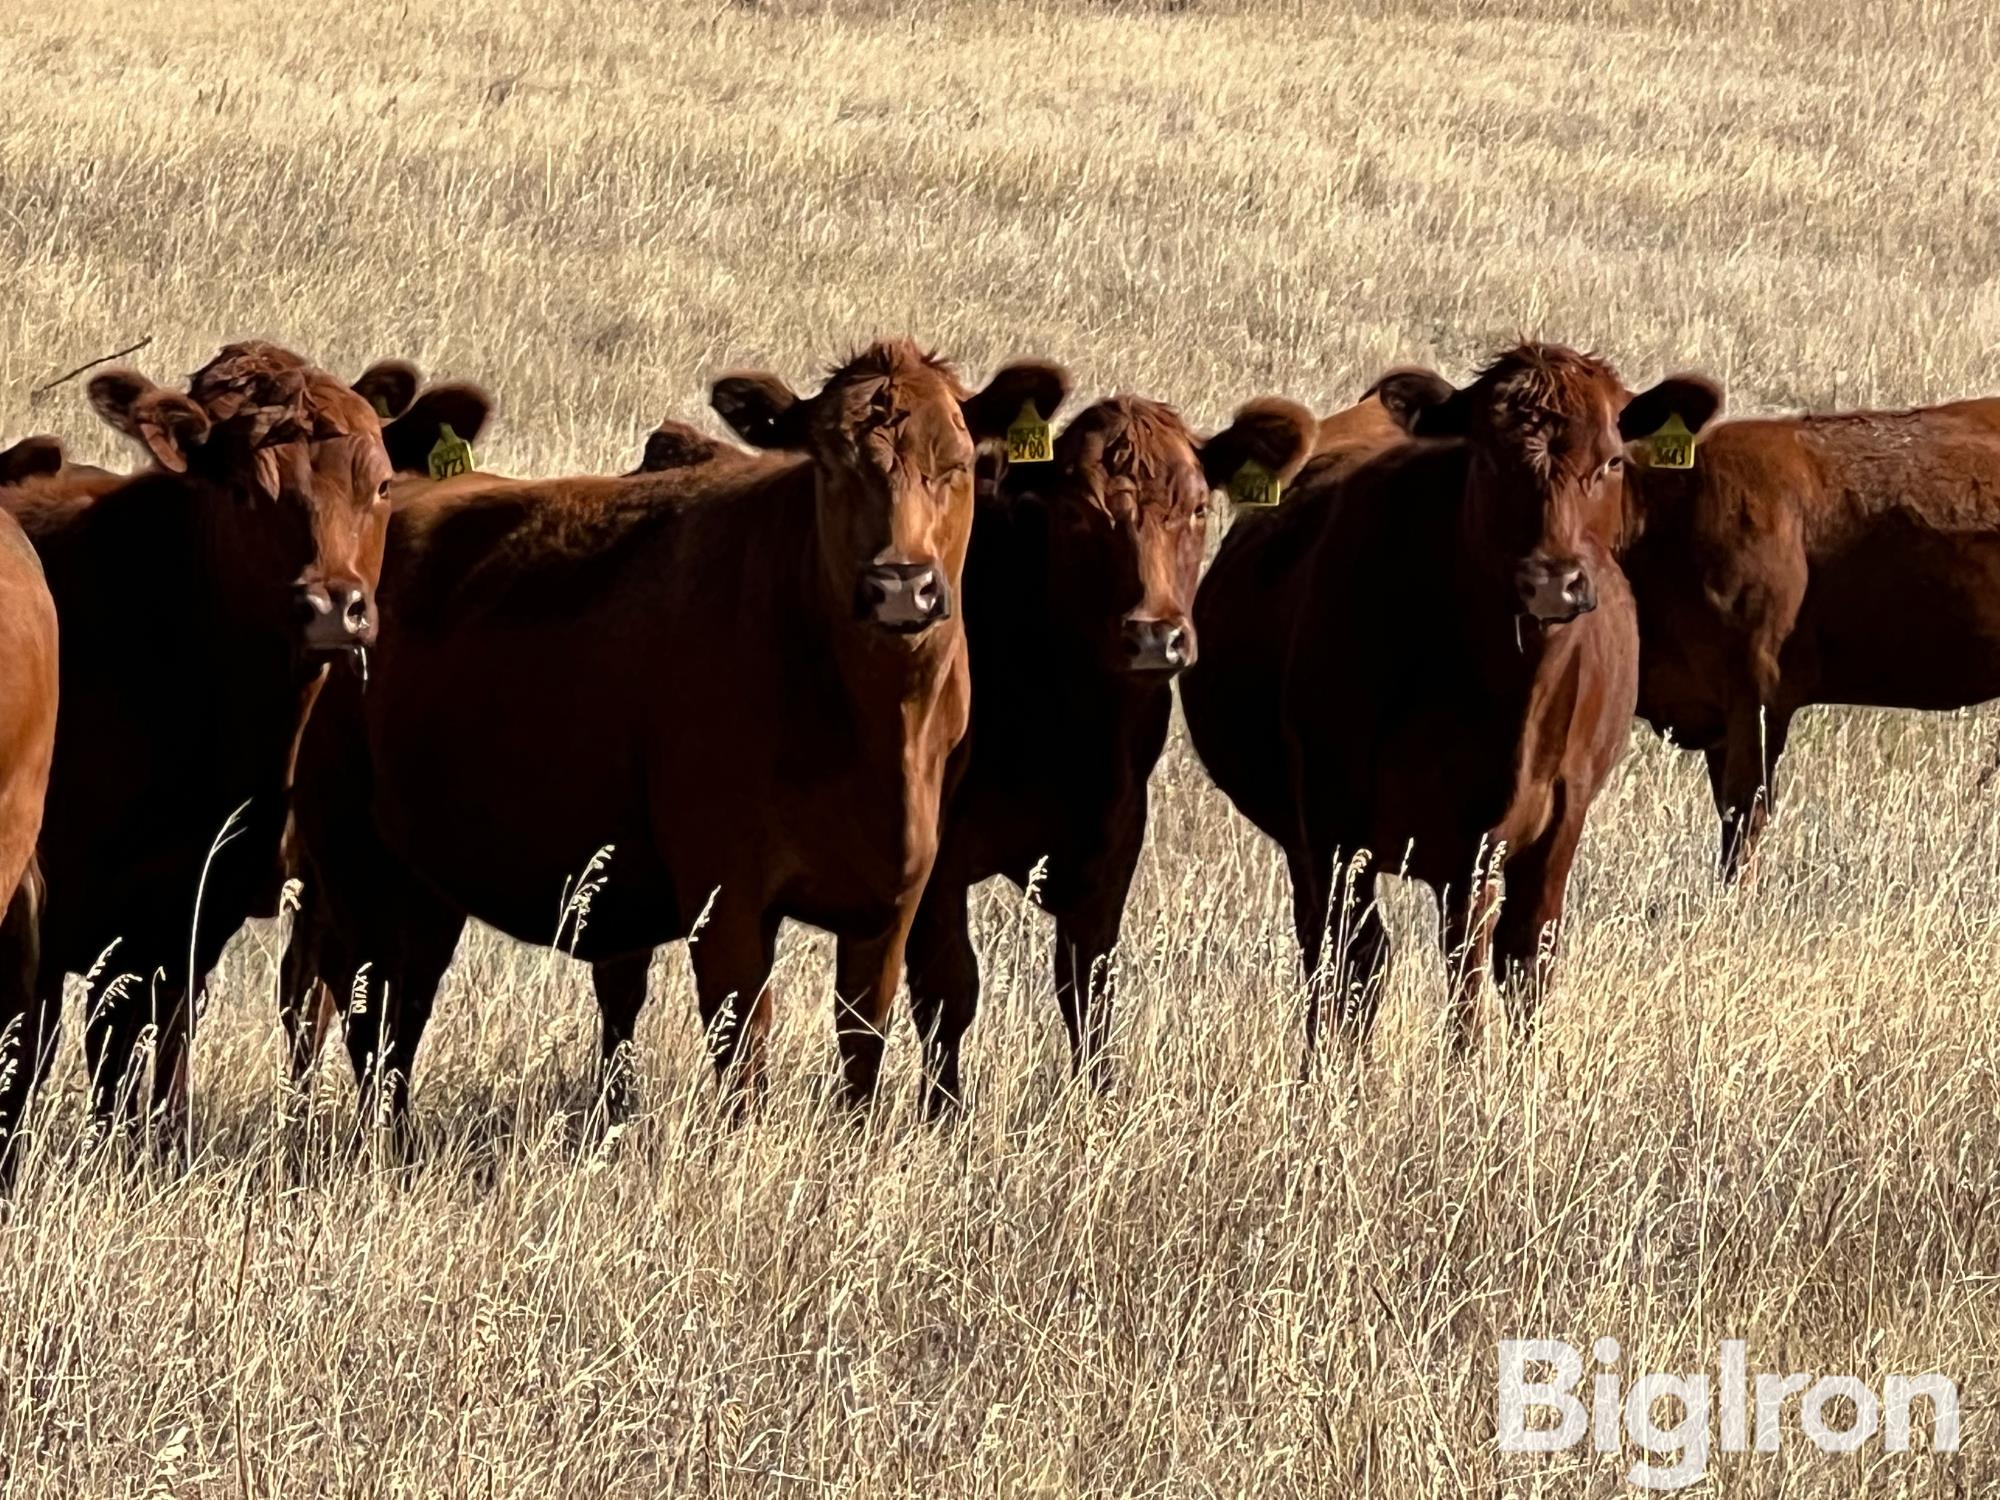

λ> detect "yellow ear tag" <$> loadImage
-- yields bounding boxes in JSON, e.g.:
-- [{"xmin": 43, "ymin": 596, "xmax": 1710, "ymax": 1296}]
[
  {"xmin": 1641, "ymin": 413, "xmax": 1697, "ymax": 470},
  {"xmin": 368, "ymin": 393, "xmax": 393, "ymax": 420},
  {"xmin": 1005, "ymin": 401, "xmax": 1053, "ymax": 464},
  {"xmin": 427, "ymin": 422, "xmax": 475, "ymax": 481},
  {"xmin": 1227, "ymin": 459, "xmax": 1280, "ymax": 508}
]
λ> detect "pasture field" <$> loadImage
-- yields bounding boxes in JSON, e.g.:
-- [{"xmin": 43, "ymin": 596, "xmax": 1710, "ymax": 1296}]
[{"xmin": 5, "ymin": 0, "xmax": 2000, "ymax": 1493}]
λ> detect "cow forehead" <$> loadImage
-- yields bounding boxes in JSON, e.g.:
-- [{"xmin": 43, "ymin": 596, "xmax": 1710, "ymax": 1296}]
[
  {"xmin": 1469, "ymin": 350, "xmax": 1624, "ymax": 477},
  {"xmin": 1059, "ymin": 399, "xmax": 1203, "ymax": 515}
]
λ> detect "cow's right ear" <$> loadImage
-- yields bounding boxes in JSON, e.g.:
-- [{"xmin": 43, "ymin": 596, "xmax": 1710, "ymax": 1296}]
[
  {"xmin": 0, "ymin": 435, "xmax": 65, "ymax": 486},
  {"xmin": 712, "ymin": 373, "xmax": 809, "ymax": 450},
  {"xmin": 384, "ymin": 383, "xmax": 494, "ymax": 475},
  {"xmin": 88, "ymin": 368, "xmax": 211, "ymax": 472},
  {"xmin": 353, "ymin": 360, "xmax": 423, "ymax": 421},
  {"xmin": 1366, "ymin": 367, "xmax": 1459, "ymax": 435},
  {"xmin": 962, "ymin": 360, "xmax": 1071, "ymax": 444}
]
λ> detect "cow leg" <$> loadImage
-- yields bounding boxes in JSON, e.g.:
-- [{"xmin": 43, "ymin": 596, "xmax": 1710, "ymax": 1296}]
[
  {"xmin": 1330, "ymin": 864, "xmax": 1392, "ymax": 1049},
  {"xmin": 833, "ymin": 908, "xmax": 918, "ymax": 1107},
  {"xmin": 0, "ymin": 868, "xmax": 52, "ymax": 1188},
  {"xmin": 278, "ymin": 874, "xmax": 338, "ymax": 1087},
  {"xmin": 1712, "ymin": 702, "xmax": 1793, "ymax": 882},
  {"xmin": 590, "ymin": 953, "xmax": 650, "ymax": 1123},
  {"xmin": 906, "ymin": 878, "xmax": 979, "ymax": 1118},
  {"xmin": 1491, "ymin": 819, "xmax": 1585, "ymax": 1041},
  {"xmin": 1439, "ymin": 853, "xmax": 1506, "ymax": 1059},
  {"xmin": 341, "ymin": 900, "xmax": 463, "ymax": 1153},
  {"xmin": 1284, "ymin": 841, "xmax": 1334, "ymax": 1067},
  {"xmin": 688, "ymin": 906, "xmax": 779, "ymax": 1118},
  {"xmin": 81, "ymin": 944, "xmax": 167, "ymax": 1137},
  {"xmin": 1049, "ymin": 827, "xmax": 1144, "ymax": 1094}
]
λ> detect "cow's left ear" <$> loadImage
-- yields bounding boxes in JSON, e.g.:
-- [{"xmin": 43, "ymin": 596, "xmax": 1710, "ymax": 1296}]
[
  {"xmin": 1199, "ymin": 397, "xmax": 1318, "ymax": 489},
  {"xmin": 384, "ymin": 383, "xmax": 494, "ymax": 475},
  {"xmin": 353, "ymin": 360, "xmax": 422, "ymax": 421},
  {"xmin": 1620, "ymin": 374, "xmax": 1725, "ymax": 441},
  {"xmin": 0, "ymin": 435, "xmax": 65, "ymax": 486},
  {"xmin": 962, "ymin": 360, "xmax": 1071, "ymax": 443}
]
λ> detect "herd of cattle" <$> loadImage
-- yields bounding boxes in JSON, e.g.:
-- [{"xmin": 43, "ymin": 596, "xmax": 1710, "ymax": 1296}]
[{"xmin": 0, "ymin": 333, "xmax": 1995, "ymax": 1177}]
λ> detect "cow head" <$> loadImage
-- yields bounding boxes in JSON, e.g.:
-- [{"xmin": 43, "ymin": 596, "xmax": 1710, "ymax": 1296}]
[
  {"xmin": 1025, "ymin": 395, "xmax": 1315, "ymax": 676},
  {"xmin": 712, "ymin": 341, "xmax": 1069, "ymax": 637},
  {"xmin": 1377, "ymin": 346, "xmax": 1722, "ymax": 625},
  {"xmin": 89, "ymin": 342, "xmax": 394, "ymax": 654},
  {"xmin": 352, "ymin": 359, "xmax": 495, "ymax": 477}
]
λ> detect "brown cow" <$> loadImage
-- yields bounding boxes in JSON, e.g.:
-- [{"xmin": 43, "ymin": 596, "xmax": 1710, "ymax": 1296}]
[
  {"xmin": 0, "ymin": 343, "xmax": 397, "ymax": 1170},
  {"xmin": 282, "ymin": 341, "xmax": 1068, "ymax": 1130},
  {"xmin": 901, "ymin": 393, "xmax": 1317, "ymax": 1109},
  {"xmin": 1185, "ymin": 344, "xmax": 1722, "ymax": 1057},
  {"xmin": 0, "ymin": 506, "xmax": 58, "ymax": 1179},
  {"xmin": 1620, "ymin": 396, "xmax": 2000, "ymax": 879}
]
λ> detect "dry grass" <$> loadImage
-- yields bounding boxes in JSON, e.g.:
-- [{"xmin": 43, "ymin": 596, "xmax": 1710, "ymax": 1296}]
[{"xmin": 4, "ymin": 0, "xmax": 2000, "ymax": 1493}]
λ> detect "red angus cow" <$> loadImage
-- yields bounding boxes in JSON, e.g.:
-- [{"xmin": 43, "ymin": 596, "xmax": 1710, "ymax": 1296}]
[
  {"xmin": 0, "ymin": 344, "xmax": 396, "ymax": 1166},
  {"xmin": 282, "ymin": 342, "xmax": 1067, "ymax": 1130},
  {"xmin": 900, "ymin": 394, "xmax": 1316, "ymax": 1108},
  {"xmin": 1186, "ymin": 345, "xmax": 1721, "ymax": 1057},
  {"xmin": 1621, "ymin": 396, "xmax": 2000, "ymax": 878}
]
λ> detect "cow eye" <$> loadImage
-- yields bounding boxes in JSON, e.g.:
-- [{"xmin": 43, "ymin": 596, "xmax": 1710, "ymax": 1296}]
[
  {"xmin": 1193, "ymin": 501, "xmax": 1211, "ymax": 521},
  {"xmin": 1598, "ymin": 455, "xmax": 1625, "ymax": 482},
  {"xmin": 376, "ymin": 480, "xmax": 392, "ymax": 500}
]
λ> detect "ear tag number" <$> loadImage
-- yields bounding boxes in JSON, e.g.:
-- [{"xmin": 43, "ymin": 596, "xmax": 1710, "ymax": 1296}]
[
  {"xmin": 1642, "ymin": 413, "xmax": 1697, "ymax": 469},
  {"xmin": 1228, "ymin": 459, "xmax": 1280, "ymax": 508},
  {"xmin": 427, "ymin": 423, "xmax": 475, "ymax": 481},
  {"xmin": 1005, "ymin": 401, "xmax": 1053, "ymax": 464}
]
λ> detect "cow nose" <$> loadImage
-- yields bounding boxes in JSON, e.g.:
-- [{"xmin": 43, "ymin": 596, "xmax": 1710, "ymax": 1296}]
[
  {"xmin": 1515, "ymin": 557, "xmax": 1595, "ymax": 623},
  {"xmin": 859, "ymin": 562, "xmax": 950, "ymax": 633},
  {"xmin": 295, "ymin": 582, "xmax": 378, "ymax": 651},
  {"xmin": 1123, "ymin": 616, "xmax": 1193, "ymax": 674}
]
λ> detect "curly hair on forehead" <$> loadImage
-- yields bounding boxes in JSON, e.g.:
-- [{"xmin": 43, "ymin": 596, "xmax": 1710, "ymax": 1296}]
[
  {"xmin": 823, "ymin": 339, "xmax": 967, "ymax": 398},
  {"xmin": 1469, "ymin": 343, "xmax": 1623, "ymax": 478},
  {"xmin": 187, "ymin": 340, "xmax": 372, "ymax": 439},
  {"xmin": 1474, "ymin": 342, "xmax": 1621, "ymax": 413}
]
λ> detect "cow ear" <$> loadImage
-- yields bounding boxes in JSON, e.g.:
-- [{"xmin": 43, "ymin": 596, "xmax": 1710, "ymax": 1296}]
[
  {"xmin": 962, "ymin": 360, "xmax": 1071, "ymax": 443},
  {"xmin": 0, "ymin": 435, "xmax": 65, "ymax": 486},
  {"xmin": 1366, "ymin": 367, "xmax": 1458, "ymax": 434},
  {"xmin": 1199, "ymin": 397, "xmax": 1319, "ymax": 489},
  {"xmin": 637, "ymin": 419, "xmax": 725, "ymax": 474},
  {"xmin": 1620, "ymin": 373, "xmax": 1724, "ymax": 442},
  {"xmin": 712, "ymin": 372, "xmax": 809, "ymax": 450},
  {"xmin": 353, "ymin": 360, "xmax": 422, "ymax": 421},
  {"xmin": 384, "ymin": 383, "xmax": 493, "ymax": 474},
  {"xmin": 88, "ymin": 369, "xmax": 210, "ymax": 472}
]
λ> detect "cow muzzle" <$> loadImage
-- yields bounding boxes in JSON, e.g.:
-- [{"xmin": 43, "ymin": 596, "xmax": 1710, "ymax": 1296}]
[
  {"xmin": 1514, "ymin": 556, "xmax": 1596, "ymax": 624},
  {"xmin": 1122, "ymin": 615, "xmax": 1194, "ymax": 675},
  {"xmin": 295, "ymin": 580, "xmax": 378, "ymax": 652},
  {"xmin": 858, "ymin": 562, "xmax": 951, "ymax": 634}
]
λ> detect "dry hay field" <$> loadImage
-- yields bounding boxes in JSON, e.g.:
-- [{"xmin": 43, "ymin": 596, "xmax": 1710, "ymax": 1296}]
[{"xmin": 5, "ymin": 0, "xmax": 2000, "ymax": 1494}]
